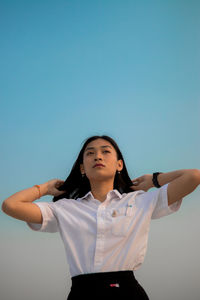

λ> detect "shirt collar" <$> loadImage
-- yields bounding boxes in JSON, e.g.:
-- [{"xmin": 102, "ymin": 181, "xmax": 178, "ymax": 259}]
[{"xmin": 79, "ymin": 189, "xmax": 122, "ymax": 201}]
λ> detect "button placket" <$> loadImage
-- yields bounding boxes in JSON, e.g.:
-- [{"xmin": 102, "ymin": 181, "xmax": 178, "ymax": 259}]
[{"xmin": 94, "ymin": 204, "xmax": 106, "ymax": 271}]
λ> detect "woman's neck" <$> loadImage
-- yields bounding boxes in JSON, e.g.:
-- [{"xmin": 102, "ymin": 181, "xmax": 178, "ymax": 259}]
[{"xmin": 90, "ymin": 180, "xmax": 114, "ymax": 202}]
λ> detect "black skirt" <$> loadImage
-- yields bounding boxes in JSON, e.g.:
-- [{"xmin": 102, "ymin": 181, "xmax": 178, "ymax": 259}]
[{"xmin": 67, "ymin": 271, "xmax": 149, "ymax": 300}]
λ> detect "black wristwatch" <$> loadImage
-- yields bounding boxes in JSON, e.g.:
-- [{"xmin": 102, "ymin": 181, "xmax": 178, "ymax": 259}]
[{"xmin": 152, "ymin": 172, "xmax": 163, "ymax": 188}]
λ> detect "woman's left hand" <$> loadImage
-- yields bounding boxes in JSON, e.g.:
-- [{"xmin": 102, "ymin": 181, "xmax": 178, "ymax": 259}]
[{"xmin": 131, "ymin": 174, "xmax": 154, "ymax": 192}]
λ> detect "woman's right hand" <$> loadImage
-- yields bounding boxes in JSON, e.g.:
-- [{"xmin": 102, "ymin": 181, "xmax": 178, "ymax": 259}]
[
  {"xmin": 131, "ymin": 174, "xmax": 154, "ymax": 192},
  {"xmin": 44, "ymin": 178, "xmax": 66, "ymax": 196}
]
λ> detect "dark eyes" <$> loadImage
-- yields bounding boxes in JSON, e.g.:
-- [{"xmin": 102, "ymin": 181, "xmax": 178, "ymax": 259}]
[
  {"xmin": 86, "ymin": 150, "xmax": 111, "ymax": 155},
  {"xmin": 86, "ymin": 152, "xmax": 93, "ymax": 155}
]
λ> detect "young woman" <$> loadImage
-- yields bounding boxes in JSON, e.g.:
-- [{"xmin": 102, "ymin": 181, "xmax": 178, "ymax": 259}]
[{"xmin": 2, "ymin": 135, "xmax": 200, "ymax": 300}]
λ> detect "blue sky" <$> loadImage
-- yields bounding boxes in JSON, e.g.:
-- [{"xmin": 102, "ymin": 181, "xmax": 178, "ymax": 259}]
[{"xmin": 1, "ymin": 1, "xmax": 200, "ymax": 299}]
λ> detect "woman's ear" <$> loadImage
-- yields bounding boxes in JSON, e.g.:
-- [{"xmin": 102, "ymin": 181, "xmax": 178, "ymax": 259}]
[
  {"xmin": 117, "ymin": 159, "xmax": 123, "ymax": 172},
  {"xmin": 80, "ymin": 164, "xmax": 85, "ymax": 175}
]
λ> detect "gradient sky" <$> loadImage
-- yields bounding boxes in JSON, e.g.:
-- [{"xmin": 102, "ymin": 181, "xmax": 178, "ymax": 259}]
[{"xmin": 1, "ymin": 1, "xmax": 200, "ymax": 300}]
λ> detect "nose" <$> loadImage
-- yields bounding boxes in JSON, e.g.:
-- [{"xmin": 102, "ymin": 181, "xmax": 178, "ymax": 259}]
[
  {"xmin": 94, "ymin": 152, "xmax": 103, "ymax": 161},
  {"xmin": 94, "ymin": 157, "xmax": 102, "ymax": 161}
]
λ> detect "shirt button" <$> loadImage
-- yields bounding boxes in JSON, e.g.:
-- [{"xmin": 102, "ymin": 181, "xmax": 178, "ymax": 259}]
[{"xmin": 112, "ymin": 210, "xmax": 117, "ymax": 217}]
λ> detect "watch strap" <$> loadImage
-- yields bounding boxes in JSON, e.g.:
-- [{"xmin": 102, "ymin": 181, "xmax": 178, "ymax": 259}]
[{"xmin": 152, "ymin": 172, "xmax": 163, "ymax": 188}]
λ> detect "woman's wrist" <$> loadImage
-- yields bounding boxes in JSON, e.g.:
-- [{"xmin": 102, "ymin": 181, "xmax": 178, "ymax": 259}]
[
  {"xmin": 35, "ymin": 183, "xmax": 49, "ymax": 197},
  {"xmin": 152, "ymin": 173, "xmax": 163, "ymax": 188}
]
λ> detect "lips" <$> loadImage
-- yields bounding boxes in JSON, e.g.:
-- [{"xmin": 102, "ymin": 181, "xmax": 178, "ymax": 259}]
[{"xmin": 93, "ymin": 163, "xmax": 105, "ymax": 168}]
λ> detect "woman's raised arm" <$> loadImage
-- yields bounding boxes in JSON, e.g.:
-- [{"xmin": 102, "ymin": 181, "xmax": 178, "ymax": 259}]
[
  {"xmin": 131, "ymin": 169, "xmax": 200, "ymax": 205},
  {"xmin": 164, "ymin": 169, "xmax": 200, "ymax": 205},
  {"xmin": 1, "ymin": 179, "xmax": 65, "ymax": 224}
]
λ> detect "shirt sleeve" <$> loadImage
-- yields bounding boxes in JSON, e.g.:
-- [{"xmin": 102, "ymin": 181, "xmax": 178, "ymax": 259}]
[
  {"xmin": 26, "ymin": 202, "xmax": 59, "ymax": 233},
  {"xmin": 150, "ymin": 183, "xmax": 182, "ymax": 219}
]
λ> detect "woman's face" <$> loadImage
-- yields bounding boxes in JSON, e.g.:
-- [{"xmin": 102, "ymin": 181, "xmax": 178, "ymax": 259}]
[{"xmin": 80, "ymin": 138, "xmax": 123, "ymax": 182}]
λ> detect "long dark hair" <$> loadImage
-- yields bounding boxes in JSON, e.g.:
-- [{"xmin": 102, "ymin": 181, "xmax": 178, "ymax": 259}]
[{"xmin": 53, "ymin": 135, "xmax": 135, "ymax": 202}]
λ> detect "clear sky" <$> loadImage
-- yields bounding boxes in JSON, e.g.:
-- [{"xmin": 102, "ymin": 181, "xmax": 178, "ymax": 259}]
[{"xmin": 1, "ymin": 1, "xmax": 200, "ymax": 300}]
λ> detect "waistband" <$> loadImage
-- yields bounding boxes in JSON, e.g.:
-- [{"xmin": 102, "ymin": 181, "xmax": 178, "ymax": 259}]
[{"xmin": 71, "ymin": 271, "xmax": 136, "ymax": 286}]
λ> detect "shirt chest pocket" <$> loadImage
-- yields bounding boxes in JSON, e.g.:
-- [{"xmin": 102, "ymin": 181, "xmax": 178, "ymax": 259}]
[{"xmin": 111, "ymin": 204, "xmax": 136, "ymax": 237}]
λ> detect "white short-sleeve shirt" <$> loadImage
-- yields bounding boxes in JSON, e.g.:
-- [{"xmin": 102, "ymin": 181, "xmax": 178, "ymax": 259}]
[{"xmin": 27, "ymin": 184, "xmax": 182, "ymax": 277}]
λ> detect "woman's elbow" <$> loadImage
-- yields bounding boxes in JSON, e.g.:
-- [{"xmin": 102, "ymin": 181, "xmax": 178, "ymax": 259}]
[
  {"xmin": 1, "ymin": 200, "xmax": 13, "ymax": 215},
  {"xmin": 1, "ymin": 201, "xmax": 10, "ymax": 216},
  {"xmin": 190, "ymin": 169, "xmax": 200, "ymax": 184}
]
